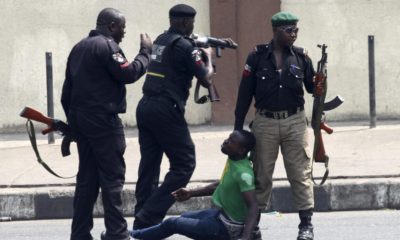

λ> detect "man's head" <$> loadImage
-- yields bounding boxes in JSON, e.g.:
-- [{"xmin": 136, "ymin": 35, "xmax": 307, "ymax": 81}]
[
  {"xmin": 221, "ymin": 130, "xmax": 256, "ymax": 160},
  {"xmin": 96, "ymin": 8, "xmax": 126, "ymax": 44},
  {"xmin": 271, "ymin": 11, "xmax": 299, "ymax": 47},
  {"xmin": 169, "ymin": 4, "xmax": 196, "ymax": 36}
]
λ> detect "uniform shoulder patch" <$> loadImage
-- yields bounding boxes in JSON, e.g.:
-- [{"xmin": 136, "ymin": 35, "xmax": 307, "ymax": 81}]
[
  {"xmin": 112, "ymin": 53, "xmax": 126, "ymax": 63},
  {"xmin": 191, "ymin": 49, "xmax": 203, "ymax": 65},
  {"xmin": 112, "ymin": 52, "xmax": 129, "ymax": 68},
  {"xmin": 242, "ymin": 63, "xmax": 252, "ymax": 78}
]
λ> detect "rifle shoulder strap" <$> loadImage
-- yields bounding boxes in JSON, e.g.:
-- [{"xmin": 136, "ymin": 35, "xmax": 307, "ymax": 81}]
[
  {"xmin": 311, "ymin": 158, "xmax": 329, "ymax": 185},
  {"xmin": 26, "ymin": 120, "xmax": 76, "ymax": 179}
]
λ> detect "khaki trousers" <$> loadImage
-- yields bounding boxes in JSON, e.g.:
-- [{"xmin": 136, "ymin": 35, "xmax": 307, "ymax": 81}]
[{"xmin": 251, "ymin": 110, "xmax": 314, "ymax": 210}]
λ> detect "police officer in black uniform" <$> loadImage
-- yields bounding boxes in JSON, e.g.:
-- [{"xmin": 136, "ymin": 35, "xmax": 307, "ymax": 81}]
[
  {"xmin": 61, "ymin": 8, "xmax": 152, "ymax": 240},
  {"xmin": 132, "ymin": 4, "xmax": 215, "ymax": 230},
  {"xmin": 234, "ymin": 12, "xmax": 324, "ymax": 240}
]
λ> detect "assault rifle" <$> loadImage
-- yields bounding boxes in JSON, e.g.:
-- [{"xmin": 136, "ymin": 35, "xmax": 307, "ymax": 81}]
[
  {"xmin": 311, "ymin": 44, "xmax": 344, "ymax": 185},
  {"xmin": 191, "ymin": 34, "xmax": 238, "ymax": 104},
  {"xmin": 20, "ymin": 106, "xmax": 73, "ymax": 157}
]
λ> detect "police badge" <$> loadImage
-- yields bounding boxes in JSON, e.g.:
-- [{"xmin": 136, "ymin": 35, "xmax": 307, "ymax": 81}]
[{"xmin": 112, "ymin": 53, "xmax": 127, "ymax": 63}]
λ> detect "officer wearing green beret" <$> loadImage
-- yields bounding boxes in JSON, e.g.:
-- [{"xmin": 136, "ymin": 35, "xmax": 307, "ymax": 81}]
[{"xmin": 234, "ymin": 11, "xmax": 324, "ymax": 240}]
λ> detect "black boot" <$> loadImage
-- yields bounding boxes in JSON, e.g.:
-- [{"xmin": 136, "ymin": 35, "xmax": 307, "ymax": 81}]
[
  {"xmin": 133, "ymin": 210, "xmax": 160, "ymax": 230},
  {"xmin": 297, "ymin": 209, "xmax": 314, "ymax": 240}
]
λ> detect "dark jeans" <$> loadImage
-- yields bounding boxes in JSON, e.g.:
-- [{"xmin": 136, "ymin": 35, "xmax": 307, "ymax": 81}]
[
  {"xmin": 69, "ymin": 111, "xmax": 129, "ymax": 240},
  {"xmin": 134, "ymin": 95, "xmax": 196, "ymax": 226},
  {"xmin": 131, "ymin": 209, "xmax": 229, "ymax": 240}
]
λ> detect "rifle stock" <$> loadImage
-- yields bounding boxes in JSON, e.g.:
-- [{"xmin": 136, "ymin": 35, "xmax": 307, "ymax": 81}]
[
  {"xmin": 20, "ymin": 106, "xmax": 56, "ymax": 134},
  {"xmin": 20, "ymin": 106, "xmax": 73, "ymax": 157}
]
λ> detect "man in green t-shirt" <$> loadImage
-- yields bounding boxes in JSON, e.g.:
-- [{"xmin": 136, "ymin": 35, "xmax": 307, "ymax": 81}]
[{"xmin": 130, "ymin": 130, "xmax": 259, "ymax": 240}]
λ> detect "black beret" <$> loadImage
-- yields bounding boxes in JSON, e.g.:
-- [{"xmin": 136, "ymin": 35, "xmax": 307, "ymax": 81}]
[
  {"xmin": 169, "ymin": 4, "xmax": 196, "ymax": 18},
  {"xmin": 271, "ymin": 11, "xmax": 299, "ymax": 27}
]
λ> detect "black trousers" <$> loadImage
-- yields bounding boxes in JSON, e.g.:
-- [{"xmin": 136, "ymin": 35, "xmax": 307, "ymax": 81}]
[
  {"xmin": 134, "ymin": 95, "xmax": 196, "ymax": 226},
  {"xmin": 69, "ymin": 111, "xmax": 129, "ymax": 240}
]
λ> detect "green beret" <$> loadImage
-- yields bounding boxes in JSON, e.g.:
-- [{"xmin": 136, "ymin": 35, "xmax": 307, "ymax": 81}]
[
  {"xmin": 271, "ymin": 11, "xmax": 299, "ymax": 27},
  {"xmin": 169, "ymin": 4, "xmax": 196, "ymax": 18}
]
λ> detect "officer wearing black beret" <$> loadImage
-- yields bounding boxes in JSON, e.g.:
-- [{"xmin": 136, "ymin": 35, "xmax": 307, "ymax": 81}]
[
  {"xmin": 61, "ymin": 7, "xmax": 152, "ymax": 240},
  {"xmin": 169, "ymin": 3, "xmax": 197, "ymax": 18},
  {"xmin": 234, "ymin": 11, "xmax": 324, "ymax": 240},
  {"xmin": 132, "ymin": 3, "xmax": 214, "ymax": 230}
]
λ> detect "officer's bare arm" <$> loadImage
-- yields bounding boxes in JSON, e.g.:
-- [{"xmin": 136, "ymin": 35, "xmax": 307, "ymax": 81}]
[{"xmin": 198, "ymin": 47, "xmax": 214, "ymax": 87}]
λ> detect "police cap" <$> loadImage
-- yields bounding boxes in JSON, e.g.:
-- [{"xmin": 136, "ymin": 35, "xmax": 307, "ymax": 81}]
[
  {"xmin": 271, "ymin": 11, "xmax": 299, "ymax": 27},
  {"xmin": 169, "ymin": 4, "xmax": 196, "ymax": 18}
]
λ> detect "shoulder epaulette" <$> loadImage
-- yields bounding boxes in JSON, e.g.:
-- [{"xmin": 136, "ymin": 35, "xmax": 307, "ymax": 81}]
[
  {"xmin": 183, "ymin": 35, "xmax": 193, "ymax": 41},
  {"xmin": 254, "ymin": 44, "xmax": 269, "ymax": 54},
  {"xmin": 292, "ymin": 46, "xmax": 308, "ymax": 57},
  {"xmin": 105, "ymin": 38, "xmax": 120, "ymax": 53}
]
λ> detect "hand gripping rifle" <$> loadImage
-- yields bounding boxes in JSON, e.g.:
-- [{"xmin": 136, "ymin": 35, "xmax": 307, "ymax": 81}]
[
  {"xmin": 19, "ymin": 106, "xmax": 75, "ymax": 178},
  {"xmin": 311, "ymin": 44, "xmax": 344, "ymax": 185},
  {"xmin": 191, "ymin": 34, "xmax": 238, "ymax": 104}
]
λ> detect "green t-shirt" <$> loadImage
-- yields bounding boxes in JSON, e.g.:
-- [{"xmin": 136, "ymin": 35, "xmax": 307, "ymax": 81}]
[{"xmin": 212, "ymin": 157, "xmax": 255, "ymax": 223}]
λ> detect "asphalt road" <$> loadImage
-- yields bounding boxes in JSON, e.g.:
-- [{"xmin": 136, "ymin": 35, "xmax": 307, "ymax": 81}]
[{"xmin": 0, "ymin": 210, "xmax": 399, "ymax": 240}]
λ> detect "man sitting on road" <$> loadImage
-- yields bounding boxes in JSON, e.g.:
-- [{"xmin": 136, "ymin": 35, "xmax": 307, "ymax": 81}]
[{"xmin": 130, "ymin": 130, "xmax": 259, "ymax": 240}]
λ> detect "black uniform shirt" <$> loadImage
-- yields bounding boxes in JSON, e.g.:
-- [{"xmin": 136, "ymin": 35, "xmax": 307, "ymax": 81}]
[
  {"xmin": 61, "ymin": 30, "xmax": 150, "ymax": 116},
  {"xmin": 162, "ymin": 27, "xmax": 209, "ymax": 102},
  {"xmin": 234, "ymin": 41, "xmax": 315, "ymax": 129}
]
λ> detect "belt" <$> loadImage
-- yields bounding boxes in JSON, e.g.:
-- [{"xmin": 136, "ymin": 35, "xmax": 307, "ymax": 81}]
[{"xmin": 257, "ymin": 106, "xmax": 304, "ymax": 120}]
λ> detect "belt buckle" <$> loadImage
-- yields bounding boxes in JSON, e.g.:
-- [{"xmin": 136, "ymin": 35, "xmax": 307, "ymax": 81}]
[{"xmin": 274, "ymin": 111, "xmax": 288, "ymax": 119}]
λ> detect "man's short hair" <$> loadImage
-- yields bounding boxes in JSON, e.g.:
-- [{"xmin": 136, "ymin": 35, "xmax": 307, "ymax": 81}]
[
  {"xmin": 96, "ymin": 8, "xmax": 123, "ymax": 26},
  {"xmin": 237, "ymin": 130, "xmax": 256, "ymax": 153}
]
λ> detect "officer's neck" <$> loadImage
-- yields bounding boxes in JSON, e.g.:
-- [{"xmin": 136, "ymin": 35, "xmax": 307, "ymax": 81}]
[
  {"xmin": 272, "ymin": 39, "xmax": 287, "ymax": 52},
  {"xmin": 169, "ymin": 26, "xmax": 187, "ymax": 36},
  {"xmin": 96, "ymin": 26, "xmax": 114, "ymax": 39}
]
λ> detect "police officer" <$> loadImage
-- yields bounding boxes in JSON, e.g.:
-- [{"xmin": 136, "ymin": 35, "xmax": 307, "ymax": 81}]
[
  {"xmin": 61, "ymin": 8, "xmax": 152, "ymax": 240},
  {"xmin": 234, "ymin": 12, "xmax": 324, "ymax": 240},
  {"xmin": 132, "ymin": 4, "xmax": 215, "ymax": 230}
]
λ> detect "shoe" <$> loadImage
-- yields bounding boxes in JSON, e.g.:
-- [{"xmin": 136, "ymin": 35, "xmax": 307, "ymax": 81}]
[
  {"xmin": 133, "ymin": 209, "xmax": 162, "ymax": 230},
  {"xmin": 101, "ymin": 231, "xmax": 134, "ymax": 240},
  {"xmin": 133, "ymin": 217, "xmax": 155, "ymax": 230},
  {"xmin": 297, "ymin": 209, "xmax": 313, "ymax": 240},
  {"xmin": 297, "ymin": 225, "xmax": 314, "ymax": 240},
  {"xmin": 252, "ymin": 226, "xmax": 262, "ymax": 240},
  {"xmin": 100, "ymin": 231, "xmax": 106, "ymax": 240}
]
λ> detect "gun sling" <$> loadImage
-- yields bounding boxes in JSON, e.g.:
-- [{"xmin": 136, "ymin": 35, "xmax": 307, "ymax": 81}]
[
  {"xmin": 311, "ymin": 155, "xmax": 329, "ymax": 185},
  {"xmin": 25, "ymin": 119, "xmax": 76, "ymax": 179}
]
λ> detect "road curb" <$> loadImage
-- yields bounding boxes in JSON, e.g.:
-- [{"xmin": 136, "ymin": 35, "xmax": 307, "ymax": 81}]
[{"xmin": 1, "ymin": 178, "xmax": 399, "ymax": 220}]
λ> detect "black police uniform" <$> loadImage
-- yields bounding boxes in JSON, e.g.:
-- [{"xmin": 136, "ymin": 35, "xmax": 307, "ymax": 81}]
[
  {"xmin": 61, "ymin": 29, "xmax": 150, "ymax": 240},
  {"xmin": 235, "ymin": 41, "xmax": 315, "ymax": 129},
  {"xmin": 133, "ymin": 27, "xmax": 209, "ymax": 227}
]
